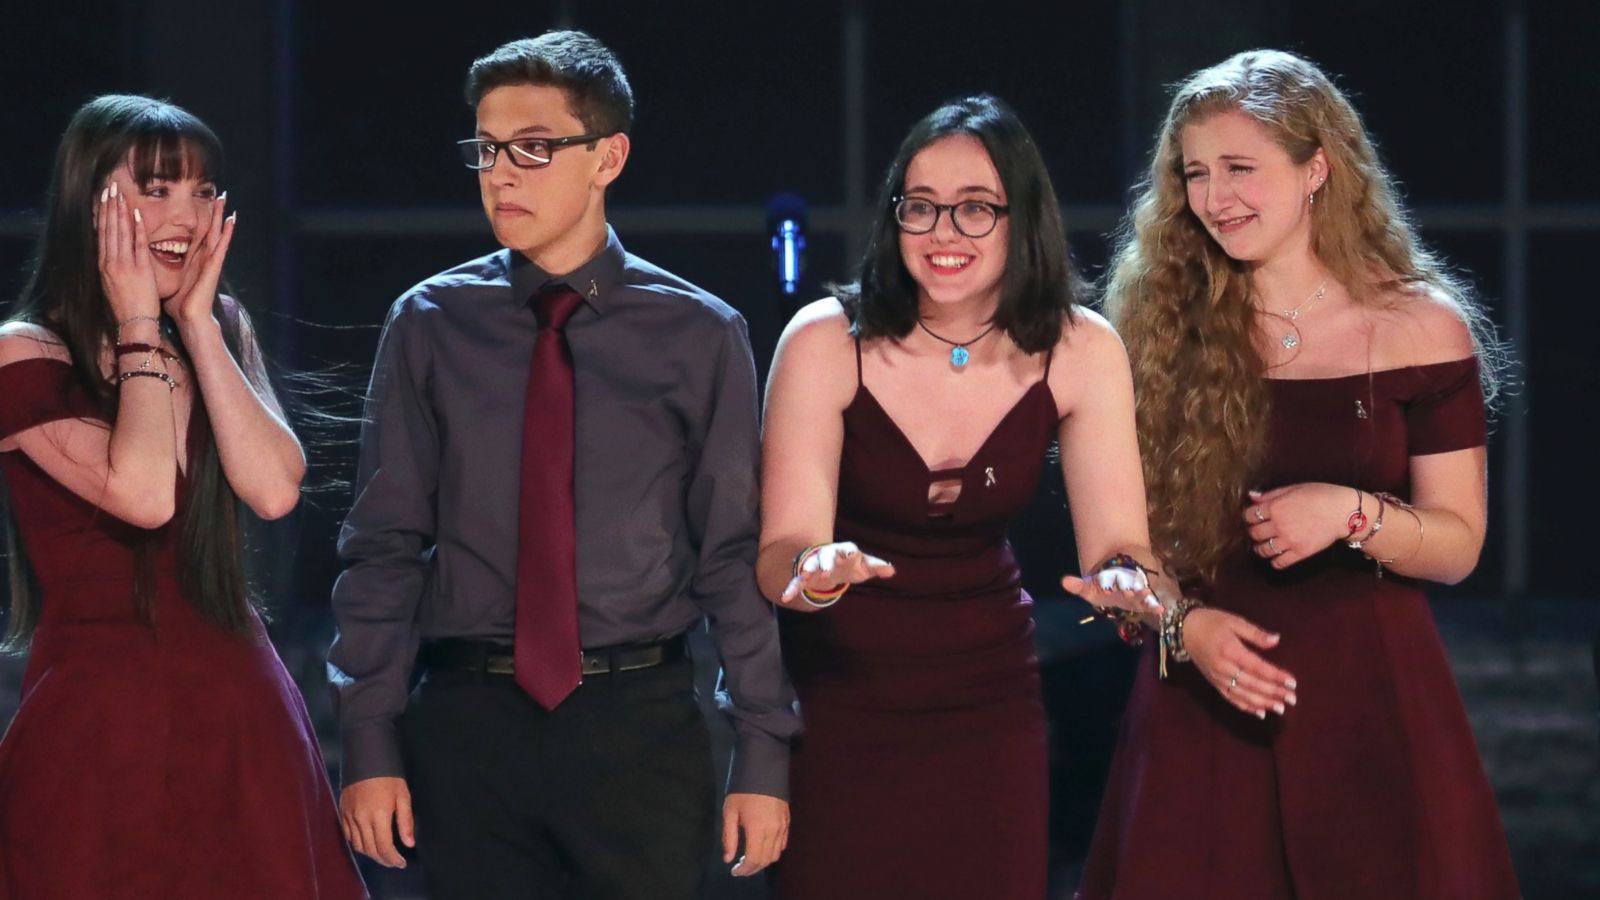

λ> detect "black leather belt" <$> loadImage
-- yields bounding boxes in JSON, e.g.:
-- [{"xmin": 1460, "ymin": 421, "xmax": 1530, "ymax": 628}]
[{"xmin": 418, "ymin": 635, "xmax": 687, "ymax": 678}]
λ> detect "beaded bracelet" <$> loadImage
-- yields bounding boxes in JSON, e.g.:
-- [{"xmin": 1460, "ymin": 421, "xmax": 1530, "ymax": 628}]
[
  {"xmin": 116, "ymin": 369, "xmax": 179, "ymax": 391},
  {"xmin": 1158, "ymin": 597, "xmax": 1205, "ymax": 680},
  {"xmin": 1077, "ymin": 553, "xmax": 1158, "ymax": 647}
]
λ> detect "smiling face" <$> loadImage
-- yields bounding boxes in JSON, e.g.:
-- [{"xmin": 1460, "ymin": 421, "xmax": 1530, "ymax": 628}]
[
  {"xmin": 105, "ymin": 149, "xmax": 218, "ymax": 300},
  {"xmin": 1180, "ymin": 109, "xmax": 1326, "ymax": 266},
  {"xmin": 897, "ymin": 134, "xmax": 1010, "ymax": 312}
]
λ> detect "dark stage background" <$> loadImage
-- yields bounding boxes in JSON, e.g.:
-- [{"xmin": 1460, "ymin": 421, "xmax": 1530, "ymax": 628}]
[{"xmin": 2, "ymin": 1, "xmax": 1596, "ymax": 897}]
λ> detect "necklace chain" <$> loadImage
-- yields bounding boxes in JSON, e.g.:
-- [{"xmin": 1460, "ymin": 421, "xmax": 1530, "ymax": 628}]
[{"xmin": 917, "ymin": 318, "xmax": 998, "ymax": 368}]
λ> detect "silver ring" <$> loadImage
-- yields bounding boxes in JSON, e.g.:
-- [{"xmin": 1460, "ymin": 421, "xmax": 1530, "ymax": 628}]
[
  {"xmin": 1267, "ymin": 536, "xmax": 1279, "ymax": 555},
  {"xmin": 1253, "ymin": 507, "xmax": 1265, "ymax": 523},
  {"xmin": 1228, "ymin": 670, "xmax": 1239, "ymax": 691}
]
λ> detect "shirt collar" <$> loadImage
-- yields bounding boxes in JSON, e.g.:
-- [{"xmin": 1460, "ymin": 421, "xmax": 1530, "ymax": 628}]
[{"xmin": 508, "ymin": 225, "xmax": 625, "ymax": 316}]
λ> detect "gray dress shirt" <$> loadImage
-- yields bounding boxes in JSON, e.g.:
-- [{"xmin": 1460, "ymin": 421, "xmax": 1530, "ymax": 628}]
[{"xmin": 328, "ymin": 227, "xmax": 798, "ymax": 797}]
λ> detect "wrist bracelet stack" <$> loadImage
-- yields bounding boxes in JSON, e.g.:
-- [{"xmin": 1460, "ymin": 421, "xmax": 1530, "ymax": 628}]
[
  {"xmin": 1077, "ymin": 554, "xmax": 1156, "ymax": 647},
  {"xmin": 792, "ymin": 544, "xmax": 848, "ymax": 609},
  {"xmin": 113, "ymin": 340, "xmax": 180, "ymax": 392},
  {"xmin": 1348, "ymin": 491, "xmax": 1424, "ymax": 577},
  {"xmin": 1158, "ymin": 597, "xmax": 1204, "ymax": 680}
]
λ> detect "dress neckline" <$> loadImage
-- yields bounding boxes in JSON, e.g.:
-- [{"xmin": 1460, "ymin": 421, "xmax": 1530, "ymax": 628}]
[
  {"xmin": 1265, "ymin": 357, "xmax": 1477, "ymax": 384},
  {"xmin": 851, "ymin": 380, "xmax": 1055, "ymax": 478}
]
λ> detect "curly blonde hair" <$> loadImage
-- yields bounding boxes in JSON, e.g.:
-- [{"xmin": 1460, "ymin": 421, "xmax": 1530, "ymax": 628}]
[{"xmin": 1105, "ymin": 49, "xmax": 1504, "ymax": 582}]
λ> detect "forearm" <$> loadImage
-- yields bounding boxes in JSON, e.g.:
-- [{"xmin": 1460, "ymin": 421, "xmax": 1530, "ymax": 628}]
[
  {"xmin": 756, "ymin": 537, "xmax": 816, "ymax": 603},
  {"xmin": 105, "ymin": 320, "xmax": 179, "ymax": 521},
  {"xmin": 1350, "ymin": 491, "xmax": 1481, "ymax": 584},
  {"xmin": 179, "ymin": 316, "xmax": 305, "ymax": 518}
]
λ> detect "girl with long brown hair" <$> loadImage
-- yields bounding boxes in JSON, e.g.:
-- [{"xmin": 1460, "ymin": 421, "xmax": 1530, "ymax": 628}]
[
  {"xmin": 1077, "ymin": 50, "xmax": 1518, "ymax": 898},
  {"xmin": 0, "ymin": 95, "xmax": 364, "ymax": 899}
]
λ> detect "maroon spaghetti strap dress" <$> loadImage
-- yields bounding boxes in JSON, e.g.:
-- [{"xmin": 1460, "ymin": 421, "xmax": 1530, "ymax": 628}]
[
  {"xmin": 1077, "ymin": 358, "xmax": 1519, "ymax": 900},
  {"xmin": 773, "ymin": 342, "xmax": 1056, "ymax": 900},
  {"xmin": 0, "ymin": 357, "xmax": 366, "ymax": 900}
]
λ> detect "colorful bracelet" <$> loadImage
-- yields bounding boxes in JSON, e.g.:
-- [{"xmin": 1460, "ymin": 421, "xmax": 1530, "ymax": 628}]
[
  {"xmin": 1078, "ymin": 553, "xmax": 1158, "ymax": 647},
  {"xmin": 1158, "ymin": 597, "xmax": 1204, "ymax": 680},
  {"xmin": 793, "ymin": 543, "xmax": 848, "ymax": 609},
  {"xmin": 1343, "ymin": 488, "xmax": 1369, "ymax": 539}
]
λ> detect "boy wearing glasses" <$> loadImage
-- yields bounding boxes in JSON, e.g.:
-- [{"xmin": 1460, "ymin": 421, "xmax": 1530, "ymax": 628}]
[{"xmin": 328, "ymin": 30, "xmax": 796, "ymax": 900}]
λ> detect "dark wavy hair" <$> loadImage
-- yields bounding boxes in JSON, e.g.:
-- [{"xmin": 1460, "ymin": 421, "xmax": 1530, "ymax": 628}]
[
  {"xmin": 3, "ymin": 94, "xmax": 271, "ymax": 650},
  {"xmin": 836, "ymin": 94, "xmax": 1083, "ymax": 352}
]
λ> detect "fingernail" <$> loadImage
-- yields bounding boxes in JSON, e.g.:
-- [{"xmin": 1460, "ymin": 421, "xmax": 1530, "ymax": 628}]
[
  {"xmin": 1274, "ymin": 703, "xmax": 1286, "ymax": 715},
  {"xmin": 1248, "ymin": 489, "xmax": 1262, "ymax": 498},
  {"xmin": 1284, "ymin": 677, "xmax": 1297, "ymax": 690},
  {"xmin": 1270, "ymin": 633, "xmax": 1281, "ymax": 642},
  {"xmin": 133, "ymin": 208, "xmax": 142, "ymax": 223},
  {"xmin": 110, "ymin": 182, "xmax": 118, "ymax": 197},
  {"xmin": 228, "ymin": 211, "xmax": 237, "ymax": 223},
  {"xmin": 100, "ymin": 187, "xmax": 108, "ymax": 203},
  {"xmin": 220, "ymin": 191, "xmax": 228, "ymax": 202},
  {"xmin": 1285, "ymin": 694, "xmax": 1297, "ymax": 706},
  {"xmin": 1256, "ymin": 710, "xmax": 1267, "ymax": 720}
]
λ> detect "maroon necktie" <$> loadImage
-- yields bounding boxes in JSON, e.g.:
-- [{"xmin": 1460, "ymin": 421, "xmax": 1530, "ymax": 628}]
[{"xmin": 514, "ymin": 282, "xmax": 584, "ymax": 709}]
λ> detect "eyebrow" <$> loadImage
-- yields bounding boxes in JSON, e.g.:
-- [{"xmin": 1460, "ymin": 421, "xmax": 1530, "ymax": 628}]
[
  {"xmin": 903, "ymin": 184, "xmax": 1002, "ymax": 197},
  {"xmin": 476, "ymin": 124, "xmax": 556, "ymax": 140},
  {"xmin": 1185, "ymin": 153, "xmax": 1257, "ymax": 167}
]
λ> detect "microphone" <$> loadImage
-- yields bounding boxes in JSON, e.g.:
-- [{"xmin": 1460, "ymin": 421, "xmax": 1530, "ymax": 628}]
[{"xmin": 767, "ymin": 192, "xmax": 808, "ymax": 297}]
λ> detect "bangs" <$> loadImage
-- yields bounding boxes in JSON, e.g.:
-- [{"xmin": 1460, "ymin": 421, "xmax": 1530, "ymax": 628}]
[{"xmin": 125, "ymin": 126, "xmax": 222, "ymax": 185}]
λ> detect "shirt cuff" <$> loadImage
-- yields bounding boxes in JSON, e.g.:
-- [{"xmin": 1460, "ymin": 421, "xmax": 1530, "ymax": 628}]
[
  {"xmin": 727, "ymin": 730, "xmax": 790, "ymax": 800},
  {"xmin": 339, "ymin": 719, "xmax": 407, "ymax": 786}
]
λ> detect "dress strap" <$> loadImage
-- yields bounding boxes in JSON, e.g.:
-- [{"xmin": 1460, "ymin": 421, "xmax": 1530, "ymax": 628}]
[
  {"xmin": 854, "ymin": 337, "xmax": 864, "ymax": 387},
  {"xmin": 1041, "ymin": 345, "xmax": 1056, "ymax": 382}
]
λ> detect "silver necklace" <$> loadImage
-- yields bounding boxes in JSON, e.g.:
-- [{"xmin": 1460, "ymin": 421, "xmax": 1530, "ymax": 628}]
[{"xmin": 1275, "ymin": 280, "xmax": 1327, "ymax": 350}]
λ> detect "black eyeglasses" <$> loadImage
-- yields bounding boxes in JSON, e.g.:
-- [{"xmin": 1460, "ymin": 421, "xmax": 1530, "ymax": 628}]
[
  {"xmin": 892, "ymin": 196, "xmax": 1010, "ymax": 238},
  {"xmin": 457, "ymin": 133, "xmax": 610, "ymax": 171}
]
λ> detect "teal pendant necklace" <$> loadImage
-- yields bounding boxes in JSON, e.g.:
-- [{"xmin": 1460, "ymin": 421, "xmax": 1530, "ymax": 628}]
[{"xmin": 917, "ymin": 318, "xmax": 998, "ymax": 368}]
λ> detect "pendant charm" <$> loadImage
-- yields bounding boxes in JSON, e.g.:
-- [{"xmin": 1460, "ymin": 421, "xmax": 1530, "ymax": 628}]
[
  {"xmin": 951, "ymin": 346, "xmax": 970, "ymax": 367},
  {"xmin": 1355, "ymin": 399, "xmax": 1368, "ymax": 419},
  {"xmin": 984, "ymin": 466, "xmax": 996, "ymax": 487},
  {"xmin": 1281, "ymin": 332, "xmax": 1298, "ymax": 350}
]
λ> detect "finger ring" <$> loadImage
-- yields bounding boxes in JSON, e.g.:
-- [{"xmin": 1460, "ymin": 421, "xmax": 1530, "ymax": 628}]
[
  {"xmin": 1266, "ymin": 537, "xmax": 1279, "ymax": 555},
  {"xmin": 1253, "ymin": 507, "xmax": 1265, "ymax": 523},
  {"xmin": 1228, "ymin": 669, "xmax": 1240, "ymax": 691}
]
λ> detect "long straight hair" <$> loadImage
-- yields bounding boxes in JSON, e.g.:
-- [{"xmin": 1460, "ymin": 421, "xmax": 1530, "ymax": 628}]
[{"xmin": 3, "ymin": 94, "xmax": 271, "ymax": 650}]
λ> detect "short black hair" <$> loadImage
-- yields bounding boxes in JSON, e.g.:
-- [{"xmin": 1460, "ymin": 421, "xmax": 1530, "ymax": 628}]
[
  {"xmin": 837, "ymin": 94, "xmax": 1081, "ymax": 353},
  {"xmin": 464, "ymin": 30, "xmax": 634, "ymax": 135}
]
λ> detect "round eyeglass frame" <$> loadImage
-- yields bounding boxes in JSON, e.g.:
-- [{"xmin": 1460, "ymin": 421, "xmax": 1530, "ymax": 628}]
[{"xmin": 892, "ymin": 195, "xmax": 1010, "ymax": 238}]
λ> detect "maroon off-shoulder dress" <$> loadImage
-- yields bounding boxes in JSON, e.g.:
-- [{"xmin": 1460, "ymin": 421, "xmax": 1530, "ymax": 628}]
[
  {"xmin": 0, "ymin": 357, "xmax": 366, "ymax": 900},
  {"xmin": 1078, "ymin": 359, "xmax": 1519, "ymax": 900}
]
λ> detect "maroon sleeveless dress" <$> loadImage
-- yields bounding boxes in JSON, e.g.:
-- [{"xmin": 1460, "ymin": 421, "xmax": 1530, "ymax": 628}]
[
  {"xmin": 1077, "ymin": 359, "xmax": 1519, "ymax": 900},
  {"xmin": 773, "ymin": 344, "xmax": 1056, "ymax": 900},
  {"xmin": 0, "ymin": 358, "xmax": 366, "ymax": 900}
]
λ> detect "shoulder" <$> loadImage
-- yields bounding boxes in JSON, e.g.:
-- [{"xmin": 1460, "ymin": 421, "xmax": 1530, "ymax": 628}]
[
  {"xmin": 618, "ymin": 252, "xmax": 744, "ymax": 328},
  {"xmin": 1046, "ymin": 306, "xmax": 1133, "ymax": 414},
  {"xmin": 0, "ymin": 322, "xmax": 71, "ymax": 367},
  {"xmin": 1372, "ymin": 283, "xmax": 1477, "ymax": 367},
  {"xmin": 778, "ymin": 297, "xmax": 853, "ymax": 357},
  {"xmin": 1053, "ymin": 305, "xmax": 1130, "ymax": 366},
  {"xmin": 391, "ymin": 250, "xmax": 508, "ymax": 320}
]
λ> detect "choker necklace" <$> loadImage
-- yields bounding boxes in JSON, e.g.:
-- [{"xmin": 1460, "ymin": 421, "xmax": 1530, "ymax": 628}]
[
  {"xmin": 917, "ymin": 318, "xmax": 997, "ymax": 368},
  {"xmin": 1273, "ymin": 280, "xmax": 1327, "ymax": 350}
]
